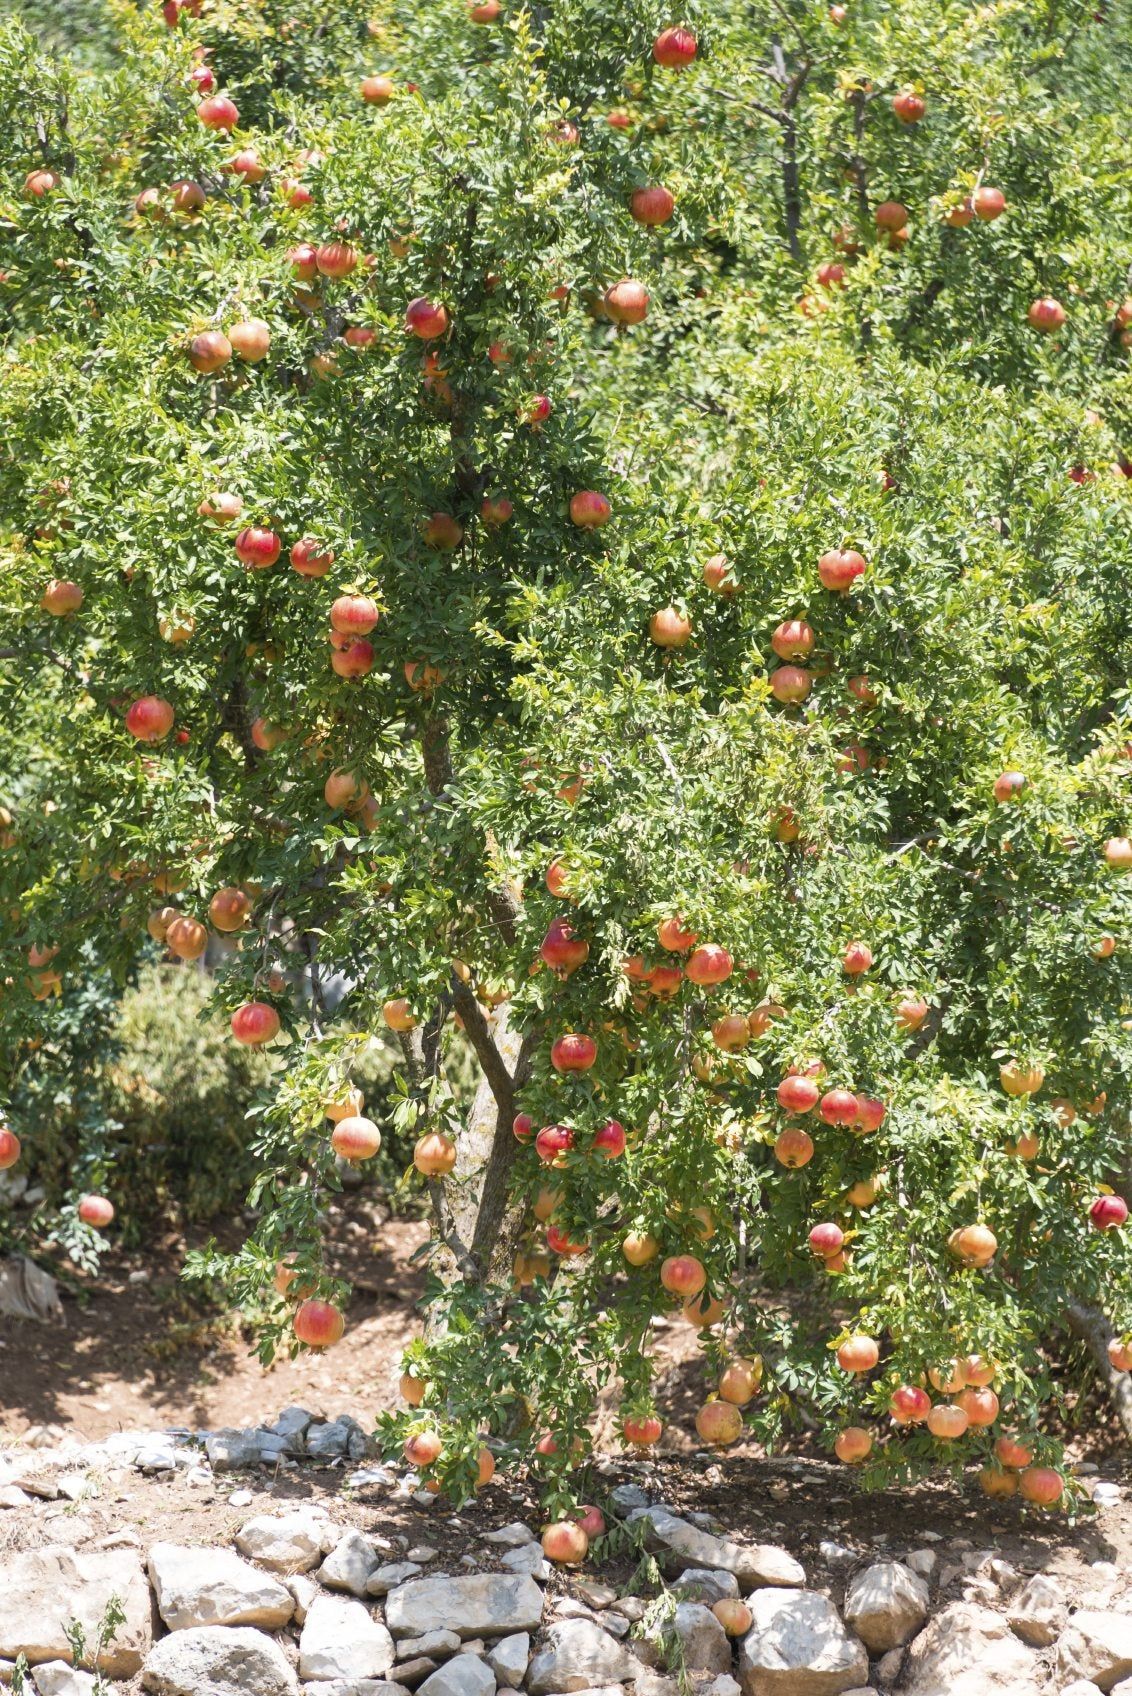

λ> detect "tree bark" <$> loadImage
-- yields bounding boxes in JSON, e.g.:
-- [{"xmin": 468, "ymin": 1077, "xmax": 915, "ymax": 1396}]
[{"xmin": 1065, "ymin": 1298, "xmax": 1132, "ymax": 1441}]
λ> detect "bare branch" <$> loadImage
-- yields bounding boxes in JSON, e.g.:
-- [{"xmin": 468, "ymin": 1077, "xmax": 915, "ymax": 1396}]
[
  {"xmin": 396, "ymin": 1026, "xmax": 427, "ymax": 1089},
  {"xmin": 469, "ymin": 1023, "xmax": 542, "ymax": 1269},
  {"xmin": 450, "ymin": 974, "xmax": 517, "ymax": 1109}
]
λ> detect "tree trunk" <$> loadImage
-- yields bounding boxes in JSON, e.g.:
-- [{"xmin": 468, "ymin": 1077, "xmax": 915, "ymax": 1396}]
[
  {"xmin": 423, "ymin": 1007, "xmax": 536, "ymax": 1337},
  {"xmin": 1065, "ymin": 1299, "xmax": 1132, "ymax": 1441}
]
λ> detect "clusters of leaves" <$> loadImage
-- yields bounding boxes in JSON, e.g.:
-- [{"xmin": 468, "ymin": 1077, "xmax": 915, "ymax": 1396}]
[{"xmin": 2, "ymin": 0, "xmax": 1132, "ymax": 1508}]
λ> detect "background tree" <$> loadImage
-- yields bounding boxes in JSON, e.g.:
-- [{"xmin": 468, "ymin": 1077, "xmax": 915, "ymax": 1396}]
[{"xmin": 2, "ymin": 0, "xmax": 1132, "ymax": 1527}]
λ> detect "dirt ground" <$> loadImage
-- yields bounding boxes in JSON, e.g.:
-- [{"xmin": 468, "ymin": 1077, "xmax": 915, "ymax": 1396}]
[
  {"xmin": 1, "ymin": 1198, "xmax": 724, "ymax": 1448},
  {"xmin": 1, "ymin": 1210, "xmax": 431, "ymax": 1444}
]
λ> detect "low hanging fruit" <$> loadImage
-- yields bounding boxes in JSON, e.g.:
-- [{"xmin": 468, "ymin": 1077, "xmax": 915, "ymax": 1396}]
[{"xmin": 331, "ymin": 1116, "xmax": 383, "ymax": 1161}]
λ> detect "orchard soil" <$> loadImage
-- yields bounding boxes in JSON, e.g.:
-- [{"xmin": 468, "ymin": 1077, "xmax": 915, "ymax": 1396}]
[{"xmin": 2, "ymin": 1192, "xmax": 1130, "ymax": 1592}]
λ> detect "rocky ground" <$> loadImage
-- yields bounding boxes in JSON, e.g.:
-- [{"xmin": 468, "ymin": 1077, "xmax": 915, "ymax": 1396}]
[{"xmin": 2, "ymin": 1405, "xmax": 1132, "ymax": 1696}]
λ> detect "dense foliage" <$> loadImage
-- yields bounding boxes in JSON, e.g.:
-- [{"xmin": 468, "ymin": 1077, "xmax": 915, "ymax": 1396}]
[{"xmin": 2, "ymin": 0, "xmax": 1132, "ymax": 1521}]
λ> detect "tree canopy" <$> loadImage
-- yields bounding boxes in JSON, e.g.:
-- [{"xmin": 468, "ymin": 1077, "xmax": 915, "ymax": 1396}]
[{"xmin": 2, "ymin": 0, "xmax": 1132, "ymax": 1519}]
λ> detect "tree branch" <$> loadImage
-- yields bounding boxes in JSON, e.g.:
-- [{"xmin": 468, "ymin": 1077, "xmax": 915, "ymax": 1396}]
[
  {"xmin": 469, "ymin": 1023, "xmax": 542, "ymax": 1269},
  {"xmin": 451, "ymin": 974, "xmax": 517, "ymax": 1108}
]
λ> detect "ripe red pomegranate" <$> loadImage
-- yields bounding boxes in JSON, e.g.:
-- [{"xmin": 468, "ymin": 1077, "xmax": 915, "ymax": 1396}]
[
  {"xmin": 660, "ymin": 1254, "xmax": 706, "ymax": 1296},
  {"xmin": 40, "ymin": 578, "xmax": 84, "ymax": 616},
  {"xmin": 874, "ymin": 201, "xmax": 909, "ymax": 232},
  {"xmin": 853, "ymin": 1095, "xmax": 886, "ymax": 1133},
  {"xmin": 546, "ymin": 1224, "xmax": 588, "ymax": 1256},
  {"xmin": 703, "ymin": 554, "xmax": 736, "ymax": 595},
  {"xmin": 330, "ymin": 638, "xmax": 374, "ymax": 678},
  {"xmin": 948, "ymin": 1223, "xmax": 998, "ymax": 1266},
  {"xmin": 78, "ymin": 1194, "xmax": 115, "ymax": 1228},
  {"xmin": 695, "ymin": 1400, "xmax": 743, "ymax": 1445},
  {"xmin": 834, "ymin": 1427, "xmax": 872, "ymax": 1463},
  {"xmin": 653, "ymin": 26, "xmax": 697, "ymax": 66},
  {"xmin": 512, "ymin": 1113, "xmax": 534, "ymax": 1142},
  {"xmin": 604, "ymin": 280, "xmax": 649, "ymax": 325},
  {"xmin": 1027, "ymin": 297, "xmax": 1066, "ymax": 332},
  {"xmin": 226, "ymin": 149, "xmax": 265, "ymax": 185},
  {"xmin": 923, "ymin": 1397, "xmax": 970, "ymax": 1438},
  {"xmin": 551, "ymin": 1033, "xmax": 598, "ymax": 1072},
  {"xmin": 774, "ymin": 1128, "xmax": 814, "ymax": 1168},
  {"xmin": 331, "ymin": 595, "xmax": 379, "ymax": 635},
  {"xmin": 126, "ymin": 697, "xmax": 175, "ymax": 742},
  {"xmin": 630, "ymin": 186, "xmax": 675, "ymax": 225},
  {"xmin": 1018, "ymin": 1466, "xmax": 1063, "ymax": 1506},
  {"xmin": 234, "ymin": 526, "xmax": 281, "ymax": 568},
  {"xmin": 189, "ymin": 330, "xmax": 232, "ymax": 373},
  {"xmin": 316, "ymin": 242, "xmax": 358, "ymax": 278},
  {"xmin": 199, "ymin": 490, "xmax": 242, "ymax": 522},
  {"xmin": 889, "ymin": 1384, "xmax": 931, "ymax": 1423},
  {"xmin": 836, "ymin": 1335, "xmax": 879, "ymax": 1373},
  {"xmin": 332, "ymin": 1116, "xmax": 383, "ymax": 1162},
  {"xmin": 481, "ymin": 495, "xmax": 513, "ymax": 527},
  {"xmin": 542, "ymin": 1521, "xmax": 588, "ymax": 1564},
  {"xmin": 197, "ymin": 94, "xmax": 239, "ymax": 130},
  {"xmin": 0, "ymin": 1128, "xmax": 21, "ymax": 1171},
  {"xmin": 819, "ymin": 1088, "xmax": 859, "ymax": 1126},
  {"xmin": 650, "ymin": 607, "xmax": 692, "ymax": 647},
  {"xmin": 622, "ymin": 1413, "xmax": 663, "ymax": 1446},
  {"xmin": 540, "ymin": 917, "xmax": 589, "ymax": 976},
  {"xmin": 771, "ymin": 620, "xmax": 814, "ymax": 660},
  {"xmin": 24, "ymin": 168, "xmax": 60, "ymax": 197},
  {"xmin": 413, "ymin": 1132, "xmax": 456, "ymax": 1175},
  {"xmin": 361, "ymin": 74, "xmax": 395, "ymax": 103},
  {"xmin": 209, "ymin": 887, "xmax": 251, "ymax": 932},
  {"xmin": 685, "ymin": 944, "xmax": 733, "ymax": 985},
  {"xmin": 895, "ymin": 994, "xmax": 928, "ymax": 1031},
  {"xmin": 657, "ymin": 915, "xmax": 698, "ymax": 951},
  {"xmin": 993, "ymin": 770, "xmax": 1026, "ymax": 802},
  {"xmin": 843, "ymin": 940, "xmax": 873, "ymax": 975},
  {"xmin": 289, "ymin": 243, "xmax": 319, "ymax": 280},
  {"xmin": 593, "ymin": 1120, "xmax": 626, "ymax": 1158},
  {"xmin": 957, "ymin": 1385, "xmax": 999, "ymax": 1427},
  {"xmin": 1089, "ymin": 1194, "xmax": 1128, "ymax": 1229},
  {"xmin": 972, "ymin": 186, "xmax": 1006, "ymax": 220},
  {"xmin": 405, "ymin": 297, "xmax": 449, "ymax": 339},
  {"xmin": 770, "ymin": 665, "xmax": 811, "ymax": 703},
  {"xmin": 294, "ymin": 1299, "xmax": 345, "ymax": 1348},
  {"xmin": 994, "ymin": 1434, "xmax": 1035, "ymax": 1468},
  {"xmin": 569, "ymin": 491, "xmax": 611, "ymax": 528},
  {"xmin": 290, "ymin": 537, "xmax": 334, "ymax": 577},
  {"xmin": 231, "ymin": 1002, "xmax": 281, "ymax": 1045},
  {"xmin": 777, "ymin": 1075, "xmax": 819, "ymax": 1114},
  {"xmin": 809, "ymin": 1222, "xmax": 844, "ymax": 1257},
  {"xmin": 535, "ymin": 1123, "xmax": 574, "ymax": 1164},
  {"xmin": 573, "ymin": 1503, "xmax": 605, "ymax": 1539},
  {"xmin": 172, "ymin": 179, "xmax": 206, "ymax": 213},
  {"xmin": 818, "ymin": 548, "xmax": 867, "ymax": 590},
  {"xmin": 892, "ymin": 91, "xmax": 926, "ymax": 123},
  {"xmin": 165, "ymin": 916, "xmax": 207, "ymax": 960},
  {"xmin": 422, "ymin": 513, "xmax": 463, "ymax": 550}
]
